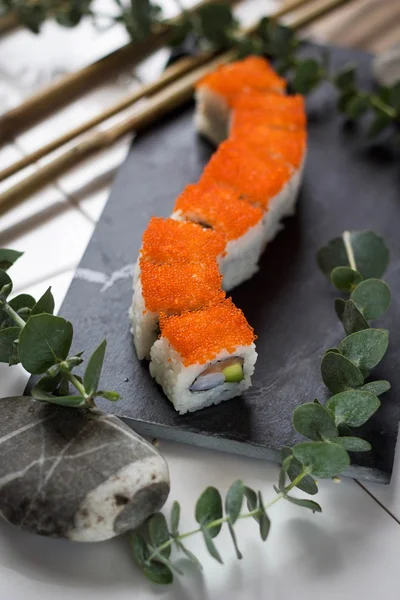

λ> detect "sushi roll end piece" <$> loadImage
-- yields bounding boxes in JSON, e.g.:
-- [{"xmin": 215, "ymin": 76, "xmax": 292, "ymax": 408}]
[{"xmin": 150, "ymin": 299, "xmax": 257, "ymax": 414}]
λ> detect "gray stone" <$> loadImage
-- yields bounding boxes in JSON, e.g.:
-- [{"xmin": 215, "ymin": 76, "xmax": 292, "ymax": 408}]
[{"xmin": 0, "ymin": 396, "xmax": 170, "ymax": 542}]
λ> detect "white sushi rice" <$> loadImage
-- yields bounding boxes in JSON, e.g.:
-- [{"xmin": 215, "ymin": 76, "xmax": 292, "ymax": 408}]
[
  {"xmin": 129, "ymin": 279, "xmax": 159, "ymax": 360},
  {"xmin": 149, "ymin": 341, "xmax": 257, "ymax": 414},
  {"xmin": 194, "ymin": 88, "xmax": 231, "ymax": 145}
]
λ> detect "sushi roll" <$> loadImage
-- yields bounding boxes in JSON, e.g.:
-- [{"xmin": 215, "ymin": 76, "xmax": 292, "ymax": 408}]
[
  {"xmin": 133, "ymin": 216, "xmax": 226, "ymax": 285},
  {"xmin": 195, "ymin": 56, "xmax": 286, "ymax": 145},
  {"xmin": 131, "ymin": 260, "xmax": 225, "ymax": 360},
  {"xmin": 172, "ymin": 182, "xmax": 265, "ymax": 290},
  {"xmin": 149, "ymin": 299, "xmax": 257, "ymax": 413},
  {"xmin": 230, "ymin": 91, "xmax": 306, "ymax": 131}
]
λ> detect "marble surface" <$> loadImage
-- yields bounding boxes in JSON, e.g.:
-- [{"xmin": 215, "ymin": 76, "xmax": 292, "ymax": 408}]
[{"xmin": 1, "ymin": 0, "xmax": 400, "ymax": 598}]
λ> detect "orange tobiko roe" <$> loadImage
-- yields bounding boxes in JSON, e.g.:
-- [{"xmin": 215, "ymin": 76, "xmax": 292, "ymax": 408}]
[
  {"xmin": 159, "ymin": 298, "xmax": 256, "ymax": 366},
  {"xmin": 196, "ymin": 56, "xmax": 286, "ymax": 106},
  {"xmin": 140, "ymin": 260, "xmax": 225, "ymax": 314},
  {"xmin": 230, "ymin": 125, "xmax": 307, "ymax": 169},
  {"xmin": 231, "ymin": 90, "xmax": 306, "ymax": 128},
  {"xmin": 202, "ymin": 139, "xmax": 292, "ymax": 210},
  {"xmin": 140, "ymin": 217, "xmax": 226, "ymax": 264},
  {"xmin": 174, "ymin": 182, "xmax": 264, "ymax": 241}
]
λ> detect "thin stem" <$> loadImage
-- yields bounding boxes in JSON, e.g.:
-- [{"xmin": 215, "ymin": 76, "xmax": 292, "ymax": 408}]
[
  {"xmin": 0, "ymin": 300, "xmax": 26, "ymax": 329},
  {"xmin": 343, "ymin": 230, "xmax": 357, "ymax": 271},
  {"xmin": 67, "ymin": 372, "xmax": 87, "ymax": 397},
  {"xmin": 369, "ymin": 96, "xmax": 397, "ymax": 119}
]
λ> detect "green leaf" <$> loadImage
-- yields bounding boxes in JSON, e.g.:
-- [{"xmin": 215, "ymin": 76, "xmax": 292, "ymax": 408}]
[
  {"xmin": 0, "ymin": 249, "xmax": 23, "ymax": 271},
  {"xmin": 143, "ymin": 561, "xmax": 173, "ymax": 585},
  {"xmin": 84, "ymin": 339, "xmax": 107, "ymax": 395},
  {"xmin": 31, "ymin": 387, "xmax": 86, "ymax": 407},
  {"xmin": 344, "ymin": 94, "xmax": 370, "ymax": 119},
  {"xmin": 34, "ymin": 372, "xmax": 62, "ymax": 393},
  {"xmin": 293, "ymin": 58, "xmax": 322, "ymax": 94},
  {"xmin": 148, "ymin": 513, "xmax": 171, "ymax": 558},
  {"xmin": 130, "ymin": 533, "xmax": 149, "ymax": 567},
  {"xmin": 292, "ymin": 441, "xmax": 350, "ymax": 478},
  {"xmin": 317, "ymin": 231, "xmax": 389, "ymax": 280},
  {"xmin": 359, "ymin": 380, "xmax": 391, "ymax": 396},
  {"xmin": 332, "ymin": 436, "xmax": 371, "ymax": 452},
  {"xmin": 201, "ymin": 525, "xmax": 223, "ymax": 564},
  {"xmin": 338, "ymin": 90, "xmax": 357, "ymax": 113},
  {"xmin": 285, "ymin": 495, "xmax": 322, "ymax": 513},
  {"xmin": 334, "ymin": 63, "xmax": 356, "ymax": 90},
  {"xmin": 321, "ymin": 351, "xmax": 364, "ymax": 394},
  {"xmin": 4, "ymin": 294, "xmax": 36, "ymax": 326},
  {"xmin": 278, "ymin": 455, "xmax": 291, "ymax": 490},
  {"xmin": 170, "ymin": 501, "xmax": 180, "ymax": 536},
  {"xmin": 0, "ymin": 270, "xmax": 12, "ymax": 298},
  {"xmin": 338, "ymin": 328, "xmax": 389, "ymax": 370},
  {"xmin": 19, "ymin": 314, "xmax": 73, "ymax": 374},
  {"xmin": 176, "ymin": 541, "xmax": 203, "ymax": 570},
  {"xmin": 293, "ymin": 402, "xmax": 338, "ymax": 441},
  {"xmin": 30, "ymin": 287, "xmax": 55, "ymax": 316},
  {"xmin": 390, "ymin": 80, "xmax": 400, "ymax": 111},
  {"xmin": 225, "ymin": 480, "xmax": 244, "ymax": 524},
  {"xmin": 335, "ymin": 299, "xmax": 370, "ymax": 336},
  {"xmin": 326, "ymin": 390, "xmax": 380, "ymax": 427},
  {"xmin": 195, "ymin": 487, "xmax": 223, "ymax": 538},
  {"xmin": 350, "ymin": 279, "xmax": 391, "ymax": 320},
  {"xmin": 258, "ymin": 492, "xmax": 270, "ymax": 541},
  {"xmin": 96, "ymin": 390, "xmax": 120, "ymax": 402},
  {"xmin": 197, "ymin": 3, "xmax": 238, "ymax": 47},
  {"xmin": 280, "ymin": 447, "xmax": 318, "ymax": 495},
  {"xmin": 368, "ymin": 113, "xmax": 392, "ymax": 138},
  {"xmin": 0, "ymin": 327, "xmax": 20, "ymax": 363},
  {"xmin": 227, "ymin": 522, "xmax": 242, "ymax": 559},
  {"xmin": 330, "ymin": 266, "xmax": 362, "ymax": 292},
  {"xmin": 243, "ymin": 485, "xmax": 259, "ymax": 521}
]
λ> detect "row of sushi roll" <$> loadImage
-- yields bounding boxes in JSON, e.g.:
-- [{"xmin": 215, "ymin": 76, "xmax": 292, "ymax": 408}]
[{"xmin": 130, "ymin": 56, "xmax": 307, "ymax": 414}]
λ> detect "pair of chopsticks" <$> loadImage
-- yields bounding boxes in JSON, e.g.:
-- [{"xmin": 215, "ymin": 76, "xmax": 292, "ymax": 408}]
[{"xmin": 0, "ymin": 0, "xmax": 350, "ymax": 214}]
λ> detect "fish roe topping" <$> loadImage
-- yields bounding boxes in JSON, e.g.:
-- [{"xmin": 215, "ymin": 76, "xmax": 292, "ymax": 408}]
[
  {"xmin": 202, "ymin": 139, "xmax": 292, "ymax": 210},
  {"xmin": 231, "ymin": 126, "xmax": 306, "ymax": 169},
  {"xmin": 159, "ymin": 298, "xmax": 256, "ymax": 366},
  {"xmin": 174, "ymin": 182, "xmax": 263, "ymax": 241},
  {"xmin": 232, "ymin": 90, "xmax": 306, "ymax": 126},
  {"xmin": 232, "ymin": 107, "xmax": 305, "ymax": 131},
  {"xmin": 141, "ymin": 217, "xmax": 226, "ymax": 264},
  {"xmin": 140, "ymin": 260, "xmax": 225, "ymax": 314},
  {"xmin": 196, "ymin": 56, "xmax": 286, "ymax": 106}
]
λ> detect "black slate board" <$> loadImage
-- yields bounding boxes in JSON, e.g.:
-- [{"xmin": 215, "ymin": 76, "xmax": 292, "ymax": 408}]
[{"xmin": 50, "ymin": 44, "xmax": 400, "ymax": 483}]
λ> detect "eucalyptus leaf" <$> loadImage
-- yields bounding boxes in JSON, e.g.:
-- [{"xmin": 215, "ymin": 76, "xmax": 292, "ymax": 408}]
[
  {"xmin": 8, "ymin": 294, "xmax": 36, "ymax": 315},
  {"xmin": 244, "ymin": 486, "xmax": 259, "ymax": 522},
  {"xmin": 285, "ymin": 495, "xmax": 322, "ymax": 513},
  {"xmin": 84, "ymin": 339, "xmax": 107, "ymax": 395},
  {"xmin": 143, "ymin": 561, "xmax": 173, "ymax": 585},
  {"xmin": 34, "ymin": 372, "xmax": 62, "ymax": 393},
  {"xmin": 359, "ymin": 380, "xmax": 390, "ymax": 396},
  {"xmin": 338, "ymin": 328, "xmax": 389, "ymax": 370},
  {"xmin": 293, "ymin": 402, "xmax": 338, "ymax": 441},
  {"xmin": 335, "ymin": 299, "xmax": 370, "ymax": 336},
  {"xmin": 278, "ymin": 455, "xmax": 292, "ymax": 490},
  {"xmin": 332, "ymin": 436, "xmax": 371, "ymax": 452},
  {"xmin": 19, "ymin": 315, "xmax": 73, "ymax": 374},
  {"xmin": 130, "ymin": 533, "xmax": 149, "ymax": 567},
  {"xmin": 334, "ymin": 63, "xmax": 356, "ymax": 90},
  {"xmin": 293, "ymin": 58, "xmax": 322, "ymax": 94},
  {"xmin": 330, "ymin": 266, "xmax": 362, "ymax": 292},
  {"xmin": 30, "ymin": 287, "xmax": 55, "ymax": 316},
  {"xmin": 350, "ymin": 279, "xmax": 391, "ymax": 320},
  {"xmin": 225, "ymin": 480, "xmax": 244, "ymax": 524},
  {"xmin": 176, "ymin": 540, "xmax": 203, "ymax": 570},
  {"xmin": 195, "ymin": 487, "xmax": 223, "ymax": 538},
  {"xmin": 280, "ymin": 447, "xmax": 318, "ymax": 495},
  {"xmin": 344, "ymin": 94, "xmax": 370, "ymax": 119},
  {"xmin": 197, "ymin": 3, "xmax": 237, "ymax": 46},
  {"xmin": 292, "ymin": 441, "xmax": 350, "ymax": 478},
  {"xmin": 321, "ymin": 351, "xmax": 364, "ymax": 394},
  {"xmin": 96, "ymin": 390, "xmax": 120, "ymax": 401},
  {"xmin": 170, "ymin": 501, "xmax": 180, "ymax": 536},
  {"xmin": 326, "ymin": 390, "xmax": 380, "ymax": 427},
  {"xmin": 257, "ymin": 492, "xmax": 270, "ymax": 541},
  {"xmin": 201, "ymin": 525, "xmax": 223, "ymax": 564},
  {"xmin": 228, "ymin": 521, "xmax": 242, "ymax": 559},
  {"xmin": 31, "ymin": 387, "xmax": 86, "ymax": 407},
  {"xmin": 0, "ymin": 327, "xmax": 20, "ymax": 363},
  {"xmin": 0, "ymin": 249, "xmax": 23, "ymax": 271},
  {"xmin": 0, "ymin": 270, "xmax": 12, "ymax": 299},
  {"xmin": 317, "ymin": 231, "xmax": 389, "ymax": 280},
  {"xmin": 148, "ymin": 513, "xmax": 171, "ymax": 558}
]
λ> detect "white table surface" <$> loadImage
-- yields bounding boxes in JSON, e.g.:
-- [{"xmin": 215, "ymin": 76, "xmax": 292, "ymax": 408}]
[{"xmin": 1, "ymin": 1, "xmax": 400, "ymax": 598}]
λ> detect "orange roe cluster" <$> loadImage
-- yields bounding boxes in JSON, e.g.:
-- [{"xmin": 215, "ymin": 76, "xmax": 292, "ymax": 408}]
[
  {"xmin": 202, "ymin": 139, "xmax": 292, "ymax": 209},
  {"xmin": 231, "ymin": 91, "xmax": 306, "ymax": 129},
  {"xmin": 159, "ymin": 298, "xmax": 256, "ymax": 366},
  {"xmin": 174, "ymin": 182, "xmax": 263, "ymax": 241},
  {"xmin": 231, "ymin": 125, "xmax": 307, "ymax": 169},
  {"xmin": 196, "ymin": 56, "xmax": 286, "ymax": 106},
  {"xmin": 141, "ymin": 260, "xmax": 225, "ymax": 314},
  {"xmin": 140, "ymin": 217, "xmax": 226, "ymax": 263}
]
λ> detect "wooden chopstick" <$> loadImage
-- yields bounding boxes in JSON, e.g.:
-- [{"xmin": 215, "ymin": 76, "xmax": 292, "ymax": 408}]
[
  {"xmin": 0, "ymin": 0, "xmax": 350, "ymax": 214},
  {"xmin": 0, "ymin": 0, "xmax": 316, "ymax": 184},
  {"xmin": 0, "ymin": 12, "xmax": 18, "ymax": 34},
  {"xmin": 0, "ymin": 0, "xmax": 225, "ymax": 145}
]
